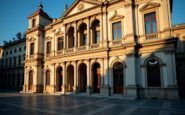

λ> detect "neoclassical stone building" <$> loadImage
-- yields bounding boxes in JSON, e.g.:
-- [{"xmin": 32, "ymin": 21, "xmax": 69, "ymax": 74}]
[{"xmin": 23, "ymin": 0, "xmax": 185, "ymax": 99}]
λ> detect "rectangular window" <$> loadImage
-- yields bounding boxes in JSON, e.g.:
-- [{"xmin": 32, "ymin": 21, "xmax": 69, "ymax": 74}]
[
  {"xmin": 14, "ymin": 48, "xmax": 17, "ymax": 53},
  {"xmin": 112, "ymin": 21, "xmax": 122, "ymax": 40},
  {"xmin": 5, "ymin": 58, "xmax": 8, "ymax": 68},
  {"xmin": 9, "ymin": 57, "xmax": 12, "ymax": 67},
  {"xmin": 10, "ymin": 50, "xmax": 12, "ymax": 54},
  {"xmin": 19, "ymin": 47, "xmax": 22, "ymax": 52},
  {"xmin": 13, "ymin": 57, "xmax": 16, "ymax": 67},
  {"xmin": 18, "ymin": 56, "xmax": 21, "ymax": 66},
  {"xmin": 144, "ymin": 12, "xmax": 157, "ymax": 34},
  {"xmin": 46, "ymin": 41, "xmax": 51, "ymax": 54},
  {"xmin": 57, "ymin": 37, "xmax": 64, "ymax": 51},
  {"xmin": 30, "ymin": 43, "xmax": 34, "ymax": 55}
]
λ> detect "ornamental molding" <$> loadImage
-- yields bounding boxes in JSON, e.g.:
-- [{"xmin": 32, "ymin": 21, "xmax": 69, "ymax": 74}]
[
  {"xmin": 109, "ymin": 10, "xmax": 124, "ymax": 21},
  {"xmin": 27, "ymin": 37, "xmax": 36, "ymax": 42},
  {"xmin": 77, "ymin": 2, "xmax": 85, "ymax": 11},
  {"xmin": 46, "ymin": 36, "xmax": 53, "ymax": 41},
  {"xmin": 139, "ymin": 2, "xmax": 160, "ymax": 11}
]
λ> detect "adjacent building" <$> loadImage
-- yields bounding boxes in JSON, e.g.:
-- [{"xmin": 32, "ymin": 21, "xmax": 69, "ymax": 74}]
[
  {"xmin": 0, "ymin": 39, "xmax": 26, "ymax": 89},
  {"xmin": 22, "ymin": 0, "xmax": 185, "ymax": 99}
]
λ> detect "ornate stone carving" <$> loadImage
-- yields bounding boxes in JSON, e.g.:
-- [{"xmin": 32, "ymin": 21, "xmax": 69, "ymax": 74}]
[{"xmin": 77, "ymin": 2, "xmax": 85, "ymax": 11}]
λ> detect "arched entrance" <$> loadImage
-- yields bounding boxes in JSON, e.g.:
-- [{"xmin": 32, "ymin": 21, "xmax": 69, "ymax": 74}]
[
  {"xmin": 67, "ymin": 65, "xmax": 74, "ymax": 92},
  {"xmin": 113, "ymin": 62, "xmax": 124, "ymax": 94},
  {"xmin": 147, "ymin": 59, "xmax": 161, "ymax": 87},
  {"xmin": 56, "ymin": 66, "xmax": 63, "ymax": 92},
  {"xmin": 78, "ymin": 63, "xmax": 87, "ymax": 92},
  {"xmin": 28, "ymin": 70, "xmax": 33, "ymax": 90},
  {"xmin": 92, "ymin": 62, "xmax": 101, "ymax": 93}
]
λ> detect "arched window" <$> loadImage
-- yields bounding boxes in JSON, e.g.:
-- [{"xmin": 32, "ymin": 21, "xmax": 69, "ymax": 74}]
[
  {"xmin": 79, "ymin": 23, "xmax": 87, "ymax": 46},
  {"xmin": 147, "ymin": 59, "xmax": 161, "ymax": 87},
  {"xmin": 92, "ymin": 20, "xmax": 100, "ymax": 44},
  {"xmin": 46, "ymin": 70, "xmax": 50, "ymax": 85}
]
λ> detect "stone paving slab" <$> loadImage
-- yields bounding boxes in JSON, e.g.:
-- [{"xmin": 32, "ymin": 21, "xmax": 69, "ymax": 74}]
[{"xmin": 0, "ymin": 92, "xmax": 185, "ymax": 115}]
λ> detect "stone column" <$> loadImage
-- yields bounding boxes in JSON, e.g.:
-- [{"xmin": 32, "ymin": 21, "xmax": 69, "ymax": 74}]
[
  {"xmin": 125, "ymin": 54, "xmax": 138, "ymax": 98},
  {"xmin": 86, "ymin": 59, "xmax": 91, "ymax": 95},
  {"xmin": 125, "ymin": 1, "xmax": 135, "ymax": 43},
  {"xmin": 87, "ymin": 17, "xmax": 90, "ymax": 50},
  {"xmin": 162, "ymin": 0, "xmax": 172, "ymax": 37},
  {"xmin": 73, "ymin": 61, "xmax": 77, "ymax": 94},
  {"xmin": 164, "ymin": 51, "xmax": 179, "ymax": 99},
  {"xmin": 74, "ymin": 22, "xmax": 77, "ymax": 51},
  {"xmin": 62, "ymin": 62, "xmax": 66, "ymax": 94}
]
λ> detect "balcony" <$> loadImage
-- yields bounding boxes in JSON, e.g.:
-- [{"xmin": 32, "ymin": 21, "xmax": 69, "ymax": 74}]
[
  {"xmin": 91, "ymin": 44, "xmax": 99, "ymax": 49},
  {"xmin": 66, "ymin": 48, "xmax": 74, "ymax": 53},
  {"xmin": 146, "ymin": 33, "xmax": 158, "ymax": 39},
  {"xmin": 77, "ymin": 46, "xmax": 86, "ymax": 52},
  {"xmin": 112, "ymin": 40, "xmax": 122, "ymax": 45},
  {"xmin": 57, "ymin": 50, "xmax": 64, "ymax": 55}
]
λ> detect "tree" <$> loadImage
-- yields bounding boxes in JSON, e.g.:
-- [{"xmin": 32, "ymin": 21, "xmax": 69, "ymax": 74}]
[{"xmin": 16, "ymin": 32, "xmax": 22, "ymax": 40}]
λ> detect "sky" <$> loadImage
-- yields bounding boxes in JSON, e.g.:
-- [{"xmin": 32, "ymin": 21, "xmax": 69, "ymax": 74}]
[{"xmin": 0, "ymin": 0, "xmax": 185, "ymax": 46}]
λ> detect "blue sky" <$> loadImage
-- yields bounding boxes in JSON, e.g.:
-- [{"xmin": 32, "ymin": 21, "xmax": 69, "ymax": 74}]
[{"xmin": 0, "ymin": 0, "xmax": 185, "ymax": 46}]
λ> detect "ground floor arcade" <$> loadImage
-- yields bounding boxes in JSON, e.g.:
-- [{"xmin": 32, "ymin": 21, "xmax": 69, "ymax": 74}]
[{"xmin": 23, "ymin": 52, "xmax": 180, "ymax": 99}]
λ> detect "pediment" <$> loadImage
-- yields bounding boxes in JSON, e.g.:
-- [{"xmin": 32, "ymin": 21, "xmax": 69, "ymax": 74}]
[
  {"xmin": 109, "ymin": 11, "xmax": 124, "ymax": 21},
  {"xmin": 27, "ymin": 37, "xmax": 36, "ymax": 42},
  {"xmin": 64, "ymin": 0, "xmax": 101, "ymax": 17},
  {"xmin": 140, "ymin": 2, "xmax": 160, "ymax": 11}
]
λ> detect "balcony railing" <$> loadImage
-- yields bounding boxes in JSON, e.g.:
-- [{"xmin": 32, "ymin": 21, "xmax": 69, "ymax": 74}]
[
  {"xmin": 77, "ymin": 46, "xmax": 86, "ymax": 51},
  {"xmin": 91, "ymin": 44, "xmax": 99, "ymax": 49},
  {"xmin": 112, "ymin": 40, "xmax": 122, "ymax": 45},
  {"xmin": 146, "ymin": 33, "xmax": 158, "ymax": 39},
  {"xmin": 57, "ymin": 50, "xmax": 64, "ymax": 55},
  {"xmin": 66, "ymin": 48, "xmax": 74, "ymax": 53}
]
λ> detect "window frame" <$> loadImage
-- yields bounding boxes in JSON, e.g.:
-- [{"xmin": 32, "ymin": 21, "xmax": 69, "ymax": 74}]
[
  {"xmin": 141, "ymin": 7, "xmax": 160, "ymax": 39},
  {"xmin": 30, "ymin": 42, "xmax": 34, "ymax": 55},
  {"xmin": 112, "ymin": 21, "xmax": 123, "ymax": 40},
  {"xmin": 46, "ymin": 41, "xmax": 51, "ymax": 54},
  {"xmin": 57, "ymin": 37, "xmax": 64, "ymax": 51}
]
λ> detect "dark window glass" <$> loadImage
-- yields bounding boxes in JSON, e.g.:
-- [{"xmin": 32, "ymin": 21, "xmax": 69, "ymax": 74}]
[
  {"xmin": 14, "ymin": 48, "xmax": 17, "ymax": 53},
  {"xmin": 46, "ymin": 70, "xmax": 50, "ymax": 85},
  {"xmin": 19, "ymin": 47, "xmax": 22, "ymax": 52},
  {"xmin": 112, "ymin": 21, "xmax": 122, "ymax": 40},
  {"xmin": 18, "ymin": 56, "xmax": 21, "ymax": 66},
  {"xmin": 147, "ymin": 59, "xmax": 161, "ymax": 87},
  {"xmin": 9, "ymin": 57, "xmax": 12, "ymax": 67},
  {"xmin": 58, "ymin": 37, "xmax": 64, "ymax": 51},
  {"xmin": 30, "ymin": 43, "xmax": 34, "ymax": 55},
  {"xmin": 32, "ymin": 19, "xmax": 36, "ymax": 27},
  {"xmin": 13, "ymin": 57, "xmax": 16, "ymax": 67},
  {"xmin": 46, "ymin": 41, "xmax": 51, "ymax": 54}
]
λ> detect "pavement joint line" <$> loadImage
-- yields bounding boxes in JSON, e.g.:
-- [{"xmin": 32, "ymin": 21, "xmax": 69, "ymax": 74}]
[
  {"xmin": 83, "ymin": 104, "xmax": 116, "ymax": 115},
  {"xmin": 116, "ymin": 104, "xmax": 185, "ymax": 113},
  {"xmin": 56, "ymin": 98, "xmax": 110, "ymax": 110},
  {"xmin": 117, "ymin": 106, "xmax": 138, "ymax": 115},
  {"xmin": 0, "ymin": 101, "xmax": 68, "ymax": 115}
]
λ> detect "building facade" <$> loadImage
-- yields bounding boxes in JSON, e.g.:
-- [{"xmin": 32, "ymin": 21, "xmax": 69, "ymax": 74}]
[
  {"xmin": 23, "ymin": 0, "xmax": 185, "ymax": 99},
  {"xmin": 0, "ymin": 39, "xmax": 26, "ymax": 89}
]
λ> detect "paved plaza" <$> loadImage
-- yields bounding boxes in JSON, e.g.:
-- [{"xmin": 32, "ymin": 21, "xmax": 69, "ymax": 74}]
[{"xmin": 0, "ymin": 90, "xmax": 185, "ymax": 115}]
